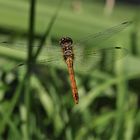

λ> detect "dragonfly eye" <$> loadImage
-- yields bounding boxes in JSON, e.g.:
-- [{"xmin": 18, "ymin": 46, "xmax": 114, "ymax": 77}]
[{"xmin": 59, "ymin": 37, "xmax": 73, "ymax": 47}]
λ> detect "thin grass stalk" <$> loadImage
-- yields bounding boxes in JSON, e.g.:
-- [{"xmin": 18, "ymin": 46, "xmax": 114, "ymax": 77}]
[
  {"xmin": 22, "ymin": 74, "xmax": 31, "ymax": 140},
  {"xmin": 111, "ymin": 49, "xmax": 127, "ymax": 140},
  {"xmin": 27, "ymin": 0, "xmax": 36, "ymax": 73},
  {"xmin": 111, "ymin": 80, "xmax": 127, "ymax": 140},
  {"xmin": 33, "ymin": 0, "xmax": 64, "ymax": 60},
  {"xmin": 22, "ymin": 0, "xmax": 37, "ymax": 138}
]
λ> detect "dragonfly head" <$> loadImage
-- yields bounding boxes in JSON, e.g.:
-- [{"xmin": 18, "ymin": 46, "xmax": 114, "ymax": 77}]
[{"xmin": 59, "ymin": 37, "xmax": 73, "ymax": 47}]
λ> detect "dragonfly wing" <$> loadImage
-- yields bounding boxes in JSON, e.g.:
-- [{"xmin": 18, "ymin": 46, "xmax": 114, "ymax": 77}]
[
  {"xmin": 73, "ymin": 44, "xmax": 128, "ymax": 73},
  {"xmin": 0, "ymin": 39, "xmax": 67, "ymax": 69},
  {"xmin": 73, "ymin": 45, "xmax": 99, "ymax": 73},
  {"xmin": 0, "ymin": 37, "xmax": 28, "ymax": 50},
  {"xmin": 75, "ymin": 21, "xmax": 132, "ymax": 48},
  {"xmin": 37, "ymin": 46, "xmax": 67, "ymax": 69}
]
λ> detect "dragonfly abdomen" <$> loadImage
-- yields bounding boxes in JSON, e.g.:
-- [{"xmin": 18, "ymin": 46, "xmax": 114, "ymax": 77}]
[{"xmin": 66, "ymin": 57, "xmax": 79, "ymax": 104}]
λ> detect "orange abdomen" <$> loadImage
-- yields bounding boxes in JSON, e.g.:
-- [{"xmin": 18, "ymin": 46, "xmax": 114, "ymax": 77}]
[{"xmin": 66, "ymin": 58, "xmax": 79, "ymax": 104}]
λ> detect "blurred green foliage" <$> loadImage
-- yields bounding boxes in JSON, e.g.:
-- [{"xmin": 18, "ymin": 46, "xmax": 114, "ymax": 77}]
[{"xmin": 0, "ymin": 0, "xmax": 140, "ymax": 140}]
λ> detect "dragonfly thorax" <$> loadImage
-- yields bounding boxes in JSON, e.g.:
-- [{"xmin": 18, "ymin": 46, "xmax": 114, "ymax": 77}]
[
  {"xmin": 59, "ymin": 37, "xmax": 73, "ymax": 47},
  {"xmin": 59, "ymin": 37, "xmax": 74, "ymax": 61}
]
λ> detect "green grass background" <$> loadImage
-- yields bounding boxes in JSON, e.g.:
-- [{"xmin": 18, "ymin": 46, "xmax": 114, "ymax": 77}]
[{"xmin": 0, "ymin": 0, "xmax": 140, "ymax": 140}]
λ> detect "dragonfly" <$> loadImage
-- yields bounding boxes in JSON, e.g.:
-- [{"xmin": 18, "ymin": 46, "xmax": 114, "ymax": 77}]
[{"xmin": 0, "ymin": 21, "xmax": 131, "ymax": 104}]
